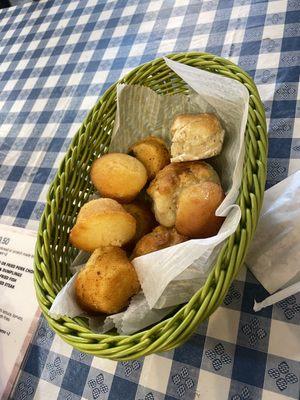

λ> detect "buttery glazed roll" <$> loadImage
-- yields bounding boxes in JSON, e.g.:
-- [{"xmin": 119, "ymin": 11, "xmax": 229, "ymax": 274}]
[
  {"xmin": 147, "ymin": 161, "xmax": 221, "ymax": 228},
  {"xmin": 129, "ymin": 135, "xmax": 170, "ymax": 179},
  {"xmin": 69, "ymin": 198, "xmax": 136, "ymax": 251},
  {"xmin": 171, "ymin": 113, "xmax": 225, "ymax": 162},
  {"xmin": 175, "ymin": 182, "xmax": 225, "ymax": 238},
  {"xmin": 132, "ymin": 225, "xmax": 188, "ymax": 258},
  {"xmin": 90, "ymin": 153, "xmax": 147, "ymax": 203},
  {"xmin": 75, "ymin": 247, "xmax": 140, "ymax": 314}
]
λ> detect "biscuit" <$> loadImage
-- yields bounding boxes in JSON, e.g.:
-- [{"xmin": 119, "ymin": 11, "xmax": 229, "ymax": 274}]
[{"xmin": 171, "ymin": 113, "xmax": 224, "ymax": 162}]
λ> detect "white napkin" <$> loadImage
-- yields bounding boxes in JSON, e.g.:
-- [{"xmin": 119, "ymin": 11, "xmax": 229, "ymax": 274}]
[{"xmin": 246, "ymin": 171, "xmax": 300, "ymax": 310}]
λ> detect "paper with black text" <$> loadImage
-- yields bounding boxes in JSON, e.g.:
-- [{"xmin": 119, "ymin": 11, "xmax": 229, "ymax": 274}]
[{"xmin": 0, "ymin": 224, "xmax": 39, "ymax": 400}]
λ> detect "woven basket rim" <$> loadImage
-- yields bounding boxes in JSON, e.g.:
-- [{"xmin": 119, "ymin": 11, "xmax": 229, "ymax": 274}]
[{"xmin": 34, "ymin": 52, "xmax": 267, "ymax": 360}]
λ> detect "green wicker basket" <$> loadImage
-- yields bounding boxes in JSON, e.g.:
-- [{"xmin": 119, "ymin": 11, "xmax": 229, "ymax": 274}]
[{"xmin": 34, "ymin": 52, "xmax": 267, "ymax": 360}]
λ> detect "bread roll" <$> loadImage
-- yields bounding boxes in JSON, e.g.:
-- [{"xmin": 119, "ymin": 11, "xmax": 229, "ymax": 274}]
[
  {"xmin": 75, "ymin": 247, "xmax": 140, "ymax": 314},
  {"xmin": 90, "ymin": 153, "xmax": 147, "ymax": 203},
  {"xmin": 69, "ymin": 198, "xmax": 136, "ymax": 251},
  {"xmin": 123, "ymin": 201, "xmax": 156, "ymax": 245},
  {"xmin": 129, "ymin": 136, "xmax": 170, "ymax": 179},
  {"xmin": 147, "ymin": 161, "xmax": 221, "ymax": 228},
  {"xmin": 132, "ymin": 225, "xmax": 187, "ymax": 258},
  {"xmin": 176, "ymin": 182, "xmax": 225, "ymax": 238},
  {"xmin": 171, "ymin": 113, "xmax": 225, "ymax": 162}
]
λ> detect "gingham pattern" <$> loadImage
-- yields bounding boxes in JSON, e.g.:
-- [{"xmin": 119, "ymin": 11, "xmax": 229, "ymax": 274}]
[{"xmin": 0, "ymin": 0, "xmax": 299, "ymax": 399}]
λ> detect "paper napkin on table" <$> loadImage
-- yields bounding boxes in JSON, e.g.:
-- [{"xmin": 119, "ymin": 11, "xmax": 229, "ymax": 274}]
[{"xmin": 246, "ymin": 170, "xmax": 300, "ymax": 310}]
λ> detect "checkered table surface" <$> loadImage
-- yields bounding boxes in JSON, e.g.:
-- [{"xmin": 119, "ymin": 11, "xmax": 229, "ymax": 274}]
[{"xmin": 0, "ymin": 0, "xmax": 299, "ymax": 399}]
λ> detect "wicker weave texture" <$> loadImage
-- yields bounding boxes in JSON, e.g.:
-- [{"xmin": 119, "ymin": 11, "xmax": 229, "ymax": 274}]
[{"xmin": 34, "ymin": 53, "xmax": 267, "ymax": 360}]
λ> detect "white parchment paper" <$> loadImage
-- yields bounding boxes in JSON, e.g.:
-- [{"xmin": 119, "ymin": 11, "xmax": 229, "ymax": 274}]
[{"xmin": 49, "ymin": 58, "xmax": 249, "ymax": 334}]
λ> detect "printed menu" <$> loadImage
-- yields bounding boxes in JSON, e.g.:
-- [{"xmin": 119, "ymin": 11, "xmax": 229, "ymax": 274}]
[{"xmin": 0, "ymin": 223, "xmax": 39, "ymax": 400}]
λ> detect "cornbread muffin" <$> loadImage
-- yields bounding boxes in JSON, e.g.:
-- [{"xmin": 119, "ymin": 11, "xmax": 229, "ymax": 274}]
[
  {"xmin": 147, "ymin": 161, "xmax": 221, "ymax": 228},
  {"xmin": 90, "ymin": 153, "xmax": 147, "ymax": 203},
  {"xmin": 129, "ymin": 135, "xmax": 170, "ymax": 179},
  {"xmin": 123, "ymin": 201, "xmax": 156, "ymax": 246},
  {"xmin": 69, "ymin": 198, "xmax": 136, "ymax": 251},
  {"xmin": 132, "ymin": 225, "xmax": 188, "ymax": 258},
  {"xmin": 171, "ymin": 113, "xmax": 225, "ymax": 162},
  {"xmin": 75, "ymin": 247, "xmax": 140, "ymax": 314}
]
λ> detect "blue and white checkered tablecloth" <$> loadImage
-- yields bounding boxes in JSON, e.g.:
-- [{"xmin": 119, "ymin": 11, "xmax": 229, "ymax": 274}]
[{"xmin": 0, "ymin": 0, "xmax": 299, "ymax": 399}]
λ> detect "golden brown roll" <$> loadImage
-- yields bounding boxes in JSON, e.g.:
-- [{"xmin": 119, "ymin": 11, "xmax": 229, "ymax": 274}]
[
  {"xmin": 90, "ymin": 153, "xmax": 147, "ymax": 203},
  {"xmin": 170, "ymin": 113, "xmax": 225, "ymax": 162},
  {"xmin": 132, "ymin": 225, "xmax": 188, "ymax": 258},
  {"xmin": 175, "ymin": 182, "xmax": 225, "ymax": 238},
  {"xmin": 129, "ymin": 135, "xmax": 170, "ymax": 179},
  {"xmin": 69, "ymin": 198, "xmax": 136, "ymax": 251},
  {"xmin": 123, "ymin": 201, "xmax": 156, "ymax": 245},
  {"xmin": 75, "ymin": 247, "xmax": 140, "ymax": 314},
  {"xmin": 147, "ymin": 161, "xmax": 221, "ymax": 228}
]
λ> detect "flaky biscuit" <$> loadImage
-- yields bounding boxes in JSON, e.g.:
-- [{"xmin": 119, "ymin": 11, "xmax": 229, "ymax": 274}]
[{"xmin": 171, "ymin": 113, "xmax": 224, "ymax": 162}]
